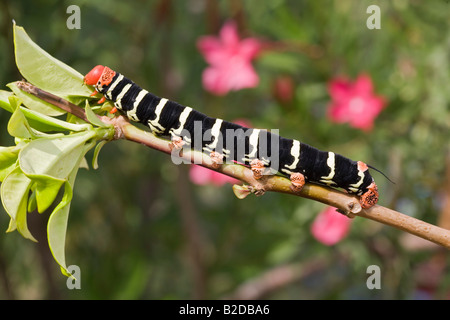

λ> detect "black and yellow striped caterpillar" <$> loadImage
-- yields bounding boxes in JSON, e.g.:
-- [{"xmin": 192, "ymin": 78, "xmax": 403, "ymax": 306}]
[{"xmin": 84, "ymin": 65, "xmax": 379, "ymax": 209}]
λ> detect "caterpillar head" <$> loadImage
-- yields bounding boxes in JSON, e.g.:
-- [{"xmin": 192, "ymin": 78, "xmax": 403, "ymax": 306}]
[
  {"xmin": 84, "ymin": 65, "xmax": 116, "ymax": 92},
  {"xmin": 84, "ymin": 65, "xmax": 105, "ymax": 85},
  {"xmin": 359, "ymin": 181, "xmax": 379, "ymax": 209},
  {"xmin": 354, "ymin": 161, "xmax": 379, "ymax": 209}
]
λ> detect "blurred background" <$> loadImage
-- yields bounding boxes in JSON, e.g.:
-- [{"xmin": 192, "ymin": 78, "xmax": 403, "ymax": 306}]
[{"xmin": 0, "ymin": 0, "xmax": 449, "ymax": 299}]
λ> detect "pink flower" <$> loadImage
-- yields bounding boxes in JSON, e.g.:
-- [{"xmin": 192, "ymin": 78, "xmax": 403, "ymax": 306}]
[
  {"xmin": 327, "ymin": 74, "xmax": 386, "ymax": 131},
  {"xmin": 189, "ymin": 164, "xmax": 238, "ymax": 186},
  {"xmin": 197, "ymin": 21, "xmax": 262, "ymax": 95},
  {"xmin": 233, "ymin": 118, "xmax": 252, "ymax": 128},
  {"xmin": 311, "ymin": 207, "xmax": 352, "ymax": 246}
]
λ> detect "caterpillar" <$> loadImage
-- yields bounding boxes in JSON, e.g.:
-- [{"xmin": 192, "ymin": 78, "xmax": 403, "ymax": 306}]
[{"xmin": 84, "ymin": 65, "xmax": 379, "ymax": 209}]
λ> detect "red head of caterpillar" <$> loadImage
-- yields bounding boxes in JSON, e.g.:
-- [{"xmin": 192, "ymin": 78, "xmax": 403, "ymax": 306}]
[
  {"xmin": 360, "ymin": 182, "xmax": 379, "ymax": 209},
  {"xmin": 84, "ymin": 65, "xmax": 116, "ymax": 89},
  {"xmin": 84, "ymin": 65, "xmax": 104, "ymax": 85},
  {"xmin": 84, "ymin": 65, "xmax": 117, "ymax": 107}
]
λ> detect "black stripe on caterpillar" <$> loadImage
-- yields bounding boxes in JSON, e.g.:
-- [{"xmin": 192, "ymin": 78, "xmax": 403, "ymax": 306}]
[{"xmin": 84, "ymin": 65, "xmax": 379, "ymax": 209}]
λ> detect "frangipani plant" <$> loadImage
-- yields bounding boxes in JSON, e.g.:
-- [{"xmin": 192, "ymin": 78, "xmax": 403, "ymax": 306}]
[{"xmin": 0, "ymin": 23, "xmax": 115, "ymax": 276}]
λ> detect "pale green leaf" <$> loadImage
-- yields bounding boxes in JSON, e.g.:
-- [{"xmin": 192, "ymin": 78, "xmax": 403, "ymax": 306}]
[
  {"xmin": 47, "ymin": 140, "xmax": 96, "ymax": 277},
  {"xmin": 19, "ymin": 106, "xmax": 92, "ymax": 132},
  {"xmin": 0, "ymin": 91, "xmax": 13, "ymax": 113},
  {"xmin": 8, "ymin": 94, "xmax": 22, "ymax": 111},
  {"xmin": 7, "ymin": 106, "xmax": 33, "ymax": 139},
  {"xmin": 0, "ymin": 166, "xmax": 36, "ymax": 241},
  {"xmin": 13, "ymin": 23, "xmax": 92, "ymax": 98},
  {"xmin": 0, "ymin": 146, "xmax": 20, "ymax": 182},
  {"xmin": 7, "ymin": 218, "xmax": 17, "ymax": 233},
  {"xmin": 232, "ymin": 184, "xmax": 252, "ymax": 199},
  {"xmin": 79, "ymin": 156, "xmax": 89, "ymax": 169},
  {"xmin": 8, "ymin": 82, "xmax": 64, "ymax": 116},
  {"xmin": 92, "ymin": 140, "xmax": 108, "ymax": 170},
  {"xmin": 19, "ymin": 132, "xmax": 97, "ymax": 215},
  {"xmin": 27, "ymin": 188, "xmax": 37, "ymax": 213},
  {"xmin": 84, "ymin": 100, "xmax": 110, "ymax": 128},
  {"xmin": 19, "ymin": 131, "xmax": 95, "ymax": 180},
  {"xmin": 34, "ymin": 176, "xmax": 65, "ymax": 213},
  {"xmin": 47, "ymin": 179, "xmax": 73, "ymax": 277}
]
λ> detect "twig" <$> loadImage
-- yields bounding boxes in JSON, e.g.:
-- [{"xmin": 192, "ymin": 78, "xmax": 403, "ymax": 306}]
[
  {"xmin": 17, "ymin": 82, "xmax": 450, "ymax": 249},
  {"xmin": 16, "ymin": 81, "xmax": 89, "ymax": 122}
]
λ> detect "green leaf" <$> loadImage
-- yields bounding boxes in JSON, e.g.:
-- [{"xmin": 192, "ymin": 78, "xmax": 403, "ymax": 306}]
[
  {"xmin": 232, "ymin": 184, "xmax": 252, "ymax": 199},
  {"xmin": 7, "ymin": 217, "xmax": 17, "ymax": 233},
  {"xmin": 79, "ymin": 156, "xmax": 89, "ymax": 170},
  {"xmin": 8, "ymin": 94, "xmax": 22, "ymax": 111},
  {"xmin": 47, "ymin": 140, "xmax": 96, "ymax": 277},
  {"xmin": 34, "ymin": 175, "xmax": 65, "ymax": 213},
  {"xmin": 19, "ymin": 132, "xmax": 96, "ymax": 213},
  {"xmin": 47, "ymin": 179, "xmax": 74, "ymax": 277},
  {"xmin": 0, "ymin": 146, "xmax": 20, "ymax": 182},
  {"xmin": 92, "ymin": 140, "xmax": 108, "ymax": 170},
  {"xmin": 27, "ymin": 188, "xmax": 37, "ymax": 213},
  {"xmin": 0, "ymin": 166, "xmax": 36, "ymax": 241},
  {"xmin": 7, "ymin": 107, "xmax": 56, "ymax": 140},
  {"xmin": 19, "ymin": 131, "xmax": 96, "ymax": 180},
  {"xmin": 13, "ymin": 23, "xmax": 92, "ymax": 98},
  {"xmin": 7, "ymin": 106, "xmax": 33, "ymax": 139},
  {"xmin": 0, "ymin": 91, "xmax": 13, "ymax": 113},
  {"xmin": 19, "ymin": 106, "xmax": 92, "ymax": 133},
  {"xmin": 84, "ymin": 100, "xmax": 110, "ymax": 128},
  {"xmin": 8, "ymin": 82, "xmax": 65, "ymax": 116}
]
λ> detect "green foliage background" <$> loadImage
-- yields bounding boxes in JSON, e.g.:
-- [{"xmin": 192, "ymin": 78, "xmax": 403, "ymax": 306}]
[{"xmin": 0, "ymin": 0, "xmax": 449, "ymax": 299}]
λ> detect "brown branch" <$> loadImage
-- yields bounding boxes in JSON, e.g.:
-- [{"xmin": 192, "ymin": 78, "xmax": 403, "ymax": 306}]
[
  {"xmin": 17, "ymin": 82, "xmax": 450, "ymax": 249},
  {"xmin": 16, "ymin": 81, "xmax": 89, "ymax": 122}
]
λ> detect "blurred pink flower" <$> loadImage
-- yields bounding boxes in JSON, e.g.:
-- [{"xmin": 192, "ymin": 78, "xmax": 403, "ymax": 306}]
[
  {"xmin": 311, "ymin": 207, "xmax": 351, "ymax": 246},
  {"xmin": 233, "ymin": 118, "xmax": 252, "ymax": 128},
  {"xmin": 189, "ymin": 164, "xmax": 238, "ymax": 186},
  {"xmin": 327, "ymin": 74, "xmax": 386, "ymax": 131},
  {"xmin": 197, "ymin": 21, "xmax": 262, "ymax": 95}
]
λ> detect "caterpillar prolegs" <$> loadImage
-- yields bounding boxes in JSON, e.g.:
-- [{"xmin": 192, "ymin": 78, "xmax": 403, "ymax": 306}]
[{"xmin": 84, "ymin": 65, "xmax": 379, "ymax": 209}]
